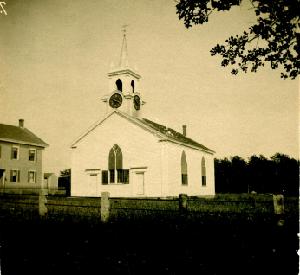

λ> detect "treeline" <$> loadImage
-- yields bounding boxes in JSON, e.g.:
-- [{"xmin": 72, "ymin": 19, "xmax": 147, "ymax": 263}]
[{"xmin": 214, "ymin": 153, "xmax": 299, "ymax": 196}]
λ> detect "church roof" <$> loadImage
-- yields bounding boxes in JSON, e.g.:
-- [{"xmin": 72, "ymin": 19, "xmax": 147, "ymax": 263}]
[
  {"xmin": 139, "ymin": 118, "xmax": 214, "ymax": 153},
  {"xmin": 71, "ymin": 111, "xmax": 214, "ymax": 154},
  {"xmin": 0, "ymin": 123, "xmax": 48, "ymax": 147}
]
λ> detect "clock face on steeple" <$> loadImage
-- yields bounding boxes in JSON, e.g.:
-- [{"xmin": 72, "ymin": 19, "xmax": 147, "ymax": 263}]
[
  {"xmin": 109, "ymin": 93, "xmax": 122, "ymax": 108},
  {"xmin": 134, "ymin": 95, "xmax": 140, "ymax": 111}
]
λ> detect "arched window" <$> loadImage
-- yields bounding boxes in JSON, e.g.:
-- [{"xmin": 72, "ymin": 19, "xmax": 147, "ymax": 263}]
[
  {"xmin": 116, "ymin": 79, "xmax": 122, "ymax": 92},
  {"xmin": 108, "ymin": 148, "xmax": 116, "ymax": 183},
  {"xmin": 131, "ymin": 80, "xmax": 135, "ymax": 93},
  {"xmin": 102, "ymin": 144, "xmax": 129, "ymax": 184},
  {"xmin": 181, "ymin": 151, "xmax": 188, "ymax": 185},
  {"xmin": 201, "ymin": 157, "xmax": 206, "ymax": 186}
]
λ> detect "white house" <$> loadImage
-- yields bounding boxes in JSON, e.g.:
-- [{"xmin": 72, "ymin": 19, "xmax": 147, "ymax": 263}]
[{"xmin": 71, "ymin": 32, "xmax": 215, "ymax": 198}]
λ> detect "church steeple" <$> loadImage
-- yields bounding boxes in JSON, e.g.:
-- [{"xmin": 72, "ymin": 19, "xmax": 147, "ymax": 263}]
[
  {"xmin": 102, "ymin": 27, "xmax": 145, "ymax": 117},
  {"xmin": 119, "ymin": 25, "xmax": 129, "ymax": 68}
]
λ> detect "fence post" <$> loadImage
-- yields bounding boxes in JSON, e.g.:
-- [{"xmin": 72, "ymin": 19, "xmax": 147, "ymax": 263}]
[
  {"xmin": 38, "ymin": 189, "xmax": 48, "ymax": 218},
  {"xmin": 250, "ymin": 192, "xmax": 257, "ymax": 208},
  {"xmin": 179, "ymin": 194, "xmax": 188, "ymax": 212},
  {"xmin": 101, "ymin": 192, "xmax": 110, "ymax": 223},
  {"xmin": 273, "ymin": 194, "xmax": 284, "ymax": 226}
]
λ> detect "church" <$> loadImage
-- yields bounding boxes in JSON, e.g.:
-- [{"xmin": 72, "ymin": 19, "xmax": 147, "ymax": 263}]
[{"xmin": 70, "ymin": 32, "xmax": 215, "ymax": 198}]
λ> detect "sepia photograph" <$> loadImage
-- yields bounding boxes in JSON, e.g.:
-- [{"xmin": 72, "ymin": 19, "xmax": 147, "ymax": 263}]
[{"xmin": 0, "ymin": 0, "xmax": 299, "ymax": 274}]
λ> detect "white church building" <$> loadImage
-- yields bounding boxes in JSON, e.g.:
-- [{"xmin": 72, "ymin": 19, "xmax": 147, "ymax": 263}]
[{"xmin": 71, "ymin": 32, "xmax": 215, "ymax": 198}]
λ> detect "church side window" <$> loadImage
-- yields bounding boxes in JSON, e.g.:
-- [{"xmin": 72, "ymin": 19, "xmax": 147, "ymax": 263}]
[
  {"xmin": 102, "ymin": 144, "xmax": 129, "ymax": 184},
  {"xmin": 181, "ymin": 151, "xmax": 188, "ymax": 185},
  {"xmin": 201, "ymin": 157, "xmax": 206, "ymax": 186},
  {"xmin": 116, "ymin": 79, "xmax": 122, "ymax": 92}
]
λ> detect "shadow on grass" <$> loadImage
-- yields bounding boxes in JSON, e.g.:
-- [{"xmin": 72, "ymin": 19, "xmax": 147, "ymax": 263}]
[{"xmin": 0, "ymin": 213, "xmax": 298, "ymax": 275}]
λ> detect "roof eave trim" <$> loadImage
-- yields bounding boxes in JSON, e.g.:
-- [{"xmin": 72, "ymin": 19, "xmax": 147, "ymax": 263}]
[
  {"xmin": 159, "ymin": 138, "xmax": 215, "ymax": 154},
  {"xmin": 0, "ymin": 138, "xmax": 48, "ymax": 148},
  {"xmin": 107, "ymin": 69, "xmax": 141, "ymax": 79},
  {"xmin": 70, "ymin": 110, "xmax": 215, "ymax": 155},
  {"xmin": 115, "ymin": 111, "xmax": 167, "ymax": 139},
  {"xmin": 117, "ymin": 112, "xmax": 215, "ymax": 153},
  {"xmin": 70, "ymin": 111, "xmax": 117, "ymax": 148}
]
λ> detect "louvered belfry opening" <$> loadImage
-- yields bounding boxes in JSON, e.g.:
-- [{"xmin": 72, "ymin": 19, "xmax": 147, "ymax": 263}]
[
  {"xmin": 131, "ymin": 80, "xmax": 134, "ymax": 93},
  {"xmin": 116, "ymin": 79, "xmax": 122, "ymax": 92}
]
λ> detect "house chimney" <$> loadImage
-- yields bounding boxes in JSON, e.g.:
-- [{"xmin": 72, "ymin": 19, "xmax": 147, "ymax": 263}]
[
  {"xmin": 19, "ymin": 119, "xmax": 24, "ymax": 128},
  {"xmin": 182, "ymin": 125, "xmax": 187, "ymax": 137}
]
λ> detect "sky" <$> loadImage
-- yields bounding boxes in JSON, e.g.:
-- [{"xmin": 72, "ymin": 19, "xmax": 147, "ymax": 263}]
[{"xmin": 0, "ymin": 0, "xmax": 298, "ymax": 175}]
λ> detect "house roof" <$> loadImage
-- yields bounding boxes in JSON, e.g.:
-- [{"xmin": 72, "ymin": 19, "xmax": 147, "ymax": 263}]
[
  {"xmin": 71, "ymin": 111, "xmax": 215, "ymax": 154},
  {"xmin": 0, "ymin": 124, "xmax": 48, "ymax": 147}
]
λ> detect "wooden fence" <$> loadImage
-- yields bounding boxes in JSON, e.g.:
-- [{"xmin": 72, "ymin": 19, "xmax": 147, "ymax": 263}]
[{"xmin": 0, "ymin": 192, "xmax": 297, "ymax": 224}]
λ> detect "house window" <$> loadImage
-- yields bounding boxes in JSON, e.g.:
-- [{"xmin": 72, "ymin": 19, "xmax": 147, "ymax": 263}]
[
  {"xmin": 201, "ymin": 157, "xmax": 206, "ymax": 186},
  {"xmin": 102, "ymin": 144, "xmax": 129, "ymax": 184},
  {"xmin": 11, "ymin": 145, "xmax": 19, "ymax": 160},
  {"xmin": 181, "ymin": 151, "xmax": 188, "ymax": 185},
  {"xmin": 10, "ymin": 170, "xmax": 20, "ymax": 183},
  {"xmin": 131, "ymin": 80, "xmax": 134, "ymax": 93},
  {"xmin": 29, "ymin": 149, "xmax": 36, "ymax": 161},
  {"xmin": 28, "ymin": 171, "xmax": 36, "ymax": 183}
]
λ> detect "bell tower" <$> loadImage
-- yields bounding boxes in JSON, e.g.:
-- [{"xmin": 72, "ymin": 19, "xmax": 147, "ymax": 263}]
[{"xmin": 102, "ymin": 26, "xmax": 145, "ymax": 117}]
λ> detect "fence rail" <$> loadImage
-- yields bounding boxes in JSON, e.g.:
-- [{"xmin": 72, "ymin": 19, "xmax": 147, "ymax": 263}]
[{"xmin": 0, "ymin": 192, "xmax": 296, "ymax": 224}]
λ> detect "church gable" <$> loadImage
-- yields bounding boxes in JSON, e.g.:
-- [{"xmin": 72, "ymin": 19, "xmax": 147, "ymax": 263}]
[
  {"xmin": 71, "ymin": 111, "xmax": 164, "ymax": 197},
  {"xmin": 71, "ymin": 112, "xmax": 164, "ymax": 173},
  {"xmin": 72, "ymin": 110, "xmax": 214, "ymax": 155},
  {"xmin": 71, "ymin": 111, "xmax": 162, "ymax": 149}
]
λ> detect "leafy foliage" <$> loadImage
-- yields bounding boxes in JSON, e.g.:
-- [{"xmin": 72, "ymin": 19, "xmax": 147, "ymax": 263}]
[
  {"xmin": 214, "ymin": 153, "xmax": 299, "ymax": 195},
  {"xmin": 60, "ymin": 169, "xmax": 71, "ymax": 177},
  {"xmin": 176, "ymin": 0, "xmax": 300, "ymax": 79}
]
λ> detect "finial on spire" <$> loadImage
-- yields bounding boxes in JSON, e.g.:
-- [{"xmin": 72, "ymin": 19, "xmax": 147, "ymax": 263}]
[
  {"xmin": 122, "ymin": 24, "xmax": 128, "ymax": 36},
  {"xmin": 119, "ymin": 24, "xmax": 129, "ymax": 68}
]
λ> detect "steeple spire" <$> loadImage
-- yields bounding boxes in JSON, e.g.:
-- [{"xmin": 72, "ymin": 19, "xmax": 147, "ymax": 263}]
[
  {"xmin": 104, "ymin": 27, "xmax": 143, "ymax": 117},
  {"xmin": 119, "ymin": 24, "xmax": 129, "ymax": 68}
]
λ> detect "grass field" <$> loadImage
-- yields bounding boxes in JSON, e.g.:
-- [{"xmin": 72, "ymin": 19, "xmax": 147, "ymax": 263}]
[{"xmin": 0, "ymin": 211, "xmax": 298, "ymax": 275}]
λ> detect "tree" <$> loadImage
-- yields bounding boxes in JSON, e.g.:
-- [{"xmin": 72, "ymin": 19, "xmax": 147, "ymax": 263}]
[
  {"xmin": 60, "ymin": 169, "xmax": 71, "ymax": 177},
  {"xmin": 231, "ymin": 156, "xmax": 248, "ymax": 193},
  {"xmin": 214, "ymin": 157, "xmax": 232, "ymax": 193},
  {"xmin": 271, "ymin": 153, "xmax": 299, "ymax": 196},
  {"xmin": 247, "ymin": 155, "xmax": 273, "ymax": 193},
  {"xmin": 176, "ymin": 0, "xmax": 300, "ymax": 79},
  {"xmin": 214, "ymin": 153, "xmax": 299, "ymax": 195}
]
